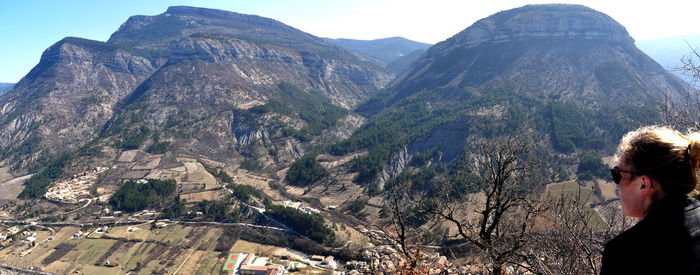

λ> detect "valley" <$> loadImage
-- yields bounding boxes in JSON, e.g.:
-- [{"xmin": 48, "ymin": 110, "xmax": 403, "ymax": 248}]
[{"xmin": 0, "ymin": 3, "xmax": 697, "ymax": 274}]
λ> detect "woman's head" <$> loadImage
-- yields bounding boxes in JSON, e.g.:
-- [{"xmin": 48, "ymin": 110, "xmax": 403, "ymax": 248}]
[{"xmin": 614, "ymin": 126, "xmax": 700, "ymax": 197}]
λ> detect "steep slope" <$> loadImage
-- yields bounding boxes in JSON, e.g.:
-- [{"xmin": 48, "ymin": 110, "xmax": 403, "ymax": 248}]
[
  {"xmin": 108, "ymin": 6, "xmax": 383, "ymax": 73},
  {"xmin": 381, "ymin": 4, "xmax": 686, "ymax": 110},
  {"xmin": 305, "ymin": 4, "xmax": 693, "ymax": 204},
  {"xmin": 0, "ymin": 6, "xmax": 392, "ymax": 172},
  {"xmin": 0, "ymin": 37, "xmax": 161, "ymax": 165}
]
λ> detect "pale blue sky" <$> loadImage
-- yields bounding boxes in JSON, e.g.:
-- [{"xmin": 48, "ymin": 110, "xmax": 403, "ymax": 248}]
[{"xmin": 1, "ymin": 0, "xmax": 699, "ymax": 83}]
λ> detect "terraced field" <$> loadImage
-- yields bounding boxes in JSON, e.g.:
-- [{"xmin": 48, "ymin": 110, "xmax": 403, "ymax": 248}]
[{"xmin": 0, "ymin": 224, "xmax": 291, "ymax": 274}]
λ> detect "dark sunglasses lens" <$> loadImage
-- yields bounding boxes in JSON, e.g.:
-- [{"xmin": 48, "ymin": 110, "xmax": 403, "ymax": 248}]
[{"xmin": 610, "ymin": 169, "xmax": 621, "ymax": 184}]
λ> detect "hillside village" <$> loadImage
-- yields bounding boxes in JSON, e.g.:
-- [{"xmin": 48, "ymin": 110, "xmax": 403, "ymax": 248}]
[
  {"xmin": 1, "ymin": 3, "xmax": 697, "ymax": 274},
  {"xmin": 0, "ymin": 161, "xmax": 459, "ymax": 274}
]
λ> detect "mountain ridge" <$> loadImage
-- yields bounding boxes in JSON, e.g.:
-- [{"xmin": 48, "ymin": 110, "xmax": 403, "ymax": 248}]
[
  {"xmin": 0, "ymin": 6, "xmax": 392, "ymax": 170},
  {"xmin": 382, "ymin": 4, "xmax": 685, "ymax": 112},
  {"xmin": 302, "ymin": 4, "xmax": 693, "ymax": 206}
]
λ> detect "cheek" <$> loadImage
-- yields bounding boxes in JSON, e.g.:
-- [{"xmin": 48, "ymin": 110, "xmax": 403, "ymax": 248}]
[{"xmin": 618, "ymin": 185, "xmax": 641, "ymax": 217}]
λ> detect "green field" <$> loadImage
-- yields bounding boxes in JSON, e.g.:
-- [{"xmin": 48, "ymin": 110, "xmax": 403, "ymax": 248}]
[
  {"xmin": 75, "ymin": 239, "xmax": 117, "ymax": 265},
  {"xmin": 546, "ymin": 181, "xmax": 606, "ymax": 230},
  {"xmin": 546, "ymin": 181, "xmax": 600, "ymax": 204}
]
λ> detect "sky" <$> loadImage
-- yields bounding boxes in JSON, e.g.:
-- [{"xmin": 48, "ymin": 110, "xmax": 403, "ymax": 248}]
[{"xmin": 1, "ymin": 0, "xmax": 699, "ymax": 83}]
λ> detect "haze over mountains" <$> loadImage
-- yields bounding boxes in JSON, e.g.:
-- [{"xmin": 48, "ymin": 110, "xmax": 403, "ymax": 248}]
[
  {"xmin": 323, "ymin": 37, "xmax": 432, "ymax": 73},
  {"xmin": 0, "ymin": 4, "xmax": 697, "ymax": 273},
  {"xmin": 0, "ymin": 83, "xmax": 13, "ymax": 96},
  {"xmin": 637, "ymin": 35, "xmax": 700, "ymax": 85}
]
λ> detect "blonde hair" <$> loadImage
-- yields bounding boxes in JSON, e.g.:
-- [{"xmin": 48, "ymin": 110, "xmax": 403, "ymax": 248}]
[{"xmin": 614, "ymin": 126, "xmax": 700, "ymax": 196}]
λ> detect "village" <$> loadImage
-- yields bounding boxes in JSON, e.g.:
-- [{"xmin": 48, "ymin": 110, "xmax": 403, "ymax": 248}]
[
  {"xmin": 0, "ymin": 161, "xmax": 537, "ymax": 274},
  {"xmin": 43, "ymin": 167, "xmax": 110, "ymax": 203}
]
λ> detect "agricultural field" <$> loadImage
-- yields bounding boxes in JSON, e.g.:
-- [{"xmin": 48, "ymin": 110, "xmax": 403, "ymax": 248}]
[
  {"xmin": 181, "ymin": 190, "xmax": 224, "ymax": 202},
  {"xmin": 105, "ymin": 225, "xmax": 151, "ymax": 241},
  {"xmin": 0, "ymin": 166, "xmax": 31, "ymax": 200},
  {"xmin": 0, "ymin": 223, "xmax": 293, "ymax": 274},
  {"xmin": 231, "ymin": 239, "xmax": 279, "ymax": 256},
  {"xmin": 332, "ymin": 223, "xmax": 371, "ymax": 251},
  {"xmin": 546, "ymin": 181, "xmax": 600, "ymax": 204}
]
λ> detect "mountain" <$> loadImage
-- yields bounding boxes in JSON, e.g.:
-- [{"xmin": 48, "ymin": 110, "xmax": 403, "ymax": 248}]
[
  {"xmin": 324, "ymin": 37, "xmax": 431, "ymax": 73},
  {"xmin": 385, "ymin": 48, "xmax": 428, "ymax": 74},
  {"xmin": 299, "ymin": 4, "xmax": 692, "ymax": 205},
  {"xmin": 384, "ymin": 4, "xmax": 686, "ymax": 108},
  {"xmin": 0, "ymin": 83, "xmax": 14, "ymax": 95},
  {"xmin": 0, "ymin": 37, "xmax": 162, "ymax": 166},
  {"xmin": 0, "ymin": 6, "xmax": 392, "ymax": 171},
  {"xmin": 637, "ymin": 35, "xmax": 700, "ymax": 85}
]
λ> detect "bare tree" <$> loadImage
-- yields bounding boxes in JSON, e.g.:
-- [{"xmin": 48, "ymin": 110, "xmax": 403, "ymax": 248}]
[
  {"xmin": 531, "ymin": 187, "xmax": 634, "ymax": 275},
  {"xmin": 661, "ymin": 41, "xmax": 700, "ymax": 130},
  {"xmin": 679, "ymin": 42, "xmax": 700, "ymax": 85},
  {"xmin": 423, "ymin": 134, "xmax": 546, "ymax": 274},
  {"xmin": 380, "ymin": 133, "xmax": 636, "ymax": 274},
  {"xmin": 379, "ymin": 178, "xmax": 448, "ymax": 274}
]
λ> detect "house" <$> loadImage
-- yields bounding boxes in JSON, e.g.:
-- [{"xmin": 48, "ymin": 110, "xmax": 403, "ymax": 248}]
[
  {"xmin": 321, "ymin": 256, "xmax": 337, "ymax": 269},
  {"xmin": 240, "ymin": 265, "xmax": 268, "ymax": 275},
  {"xmin": 310, "ymin": 255, "xmax": 325, "ymax": 262},
  {"xmin": 1, "ymin": 239, "xmax": 12, "ymax": 247},
  {"xmin": 97, "ymin": 195, "xmax": 111, "ymax": 203},
  {"xmin": 242, "ymin": 253, "xmax": 255, "ymax": 265},
  {"xmin": 8, "ymin": 226, "xmax": 19, "ymax": 235},
  {"xmin": 265, "ymin": 265, "xmax": 282, "ymax": 275}
]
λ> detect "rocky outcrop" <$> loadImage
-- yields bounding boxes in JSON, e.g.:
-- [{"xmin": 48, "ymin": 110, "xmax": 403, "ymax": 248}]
[
  {"xmin": 378, "ymin": 146, "xmax": 411, "ymax": 188},
  {"xmin": 166, "ymin": 36, "xmax": 389, "ymax": 108},
  {"xmin": 0, "ymin": 38, "xmax": 160, "ymax": 159}
]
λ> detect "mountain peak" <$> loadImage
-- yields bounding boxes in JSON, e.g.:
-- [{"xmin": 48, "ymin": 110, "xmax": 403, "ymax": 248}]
[
  {"xmin": 442, "ymin": 4, "xmax": 632, "ymax": 51},
  {"xmin": 382, "ymin": 4, "xmax": 687, "ymax": 112},
  {"xmin": 107, "ymin": 6, "xmax": 297, "ymax": 48}
]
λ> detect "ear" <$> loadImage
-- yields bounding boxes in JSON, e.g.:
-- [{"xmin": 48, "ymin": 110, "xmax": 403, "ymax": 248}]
[{"xmin": 639, "ymin": 175, "xmax": 655, "ymax": 195}]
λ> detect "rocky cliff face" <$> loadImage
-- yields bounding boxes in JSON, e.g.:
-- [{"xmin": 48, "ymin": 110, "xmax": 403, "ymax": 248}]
[
  {"xmin": 0, "ymin": 6, "xmax": 391, "ymax": 168},
  {"xmin": 163, "ymin": 35, "xmax": 389, "ymax": 108},
  {"xmin": 433, "ymin": 4, "xmax": 632, "ymax": 54},
  {"xmin": 0, "ymin": 37, "xmax": 161, "ymax": 164},
  {"xmin": 389, "ymin": 4, "xmax": 687, "ymax": 107}
]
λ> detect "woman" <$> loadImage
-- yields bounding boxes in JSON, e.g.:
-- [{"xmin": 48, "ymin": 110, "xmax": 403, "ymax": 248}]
[{"xmin": 601, "ymin": 126, "xmax": 700, "ymax": 274}]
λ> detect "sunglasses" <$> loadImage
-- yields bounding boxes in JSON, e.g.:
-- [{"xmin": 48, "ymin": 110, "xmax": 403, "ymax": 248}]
[{"xmin": 610, "ymin": 166, "xmax": 639, "ymax": 184}]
